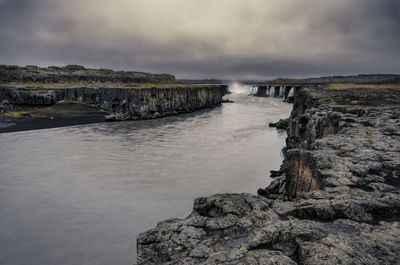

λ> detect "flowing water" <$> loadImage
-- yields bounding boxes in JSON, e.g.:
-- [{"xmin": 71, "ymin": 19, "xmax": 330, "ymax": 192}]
[{"xmin": 0, "ymin": 89, "xmax": 292, "ymax": 265}]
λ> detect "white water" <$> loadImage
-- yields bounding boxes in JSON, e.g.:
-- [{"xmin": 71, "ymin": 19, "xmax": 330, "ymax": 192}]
[
  {"xmin": 288, "ymin": 87, "xmax": 294, "ymax": 98},
  {"xmin": 269, "ymin": 86, "xmax": 276, "ymax": 97},
  {"xmin": 279, "ymin": 86, "xmax": 285, "ymax": 98}
]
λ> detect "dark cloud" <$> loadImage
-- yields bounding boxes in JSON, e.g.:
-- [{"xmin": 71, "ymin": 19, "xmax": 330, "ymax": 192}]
[{"xmin": 0, "ymin": 0, "xmax": 399, "ymax": 79}]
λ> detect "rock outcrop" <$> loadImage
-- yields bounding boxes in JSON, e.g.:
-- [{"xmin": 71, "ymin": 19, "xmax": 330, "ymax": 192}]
[
  {"xmin": 268, "ymin": 118, "xmax": 288, "ymax": 130},
  {"xmin": 136, "ymin": 85, "xmax": 400, "ymax": 265}
]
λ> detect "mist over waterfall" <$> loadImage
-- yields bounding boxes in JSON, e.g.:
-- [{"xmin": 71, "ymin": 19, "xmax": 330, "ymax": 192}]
[{"xmin": 228, "ymin": 82, "xmax": 255, "ymax": 94}]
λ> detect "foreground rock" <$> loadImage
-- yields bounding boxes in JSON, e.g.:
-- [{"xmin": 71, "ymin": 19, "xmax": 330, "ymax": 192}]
[
  {"xmin": 137, "ymin": 193, "xmax": 400, "ymax": 265},
  {"xmin": 136, "ymin": 85, "xmax": 400, "ymax": 264}
]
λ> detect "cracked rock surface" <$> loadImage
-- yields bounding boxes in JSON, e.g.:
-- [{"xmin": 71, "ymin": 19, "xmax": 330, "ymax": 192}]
[{"xmin": 136, "ymin": 87, "xmax": 400, "ymax": 265}]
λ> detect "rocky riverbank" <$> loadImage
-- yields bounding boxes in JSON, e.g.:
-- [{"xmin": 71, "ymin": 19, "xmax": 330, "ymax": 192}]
[
  {"xmin": 136, "ymin": 84, "xmax": 400, "ymax": 264},
  {"xmin": 0, "ymin": 65, "xmax": 226, "ymax": 132}
]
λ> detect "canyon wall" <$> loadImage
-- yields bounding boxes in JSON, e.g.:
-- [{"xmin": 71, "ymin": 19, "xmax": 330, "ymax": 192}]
[
  {"xmin": 0, "ymin": 85, "xmax": 225, "ymax": 120},
  {"xmin": 281, "ymin": 87, "xmax": 400, "ymax": 198},
  {"xmin": 0, "ymin": 65, "xmax": 226, "ymax": 121}
]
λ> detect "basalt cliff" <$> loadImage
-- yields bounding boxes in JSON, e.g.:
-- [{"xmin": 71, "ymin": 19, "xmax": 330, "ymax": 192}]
[
  {"xmin": 0, "ymin": 65, "xmax": 226, "ymax": 132},
  {"xmin": 136, "ymin": 84, "xmax": 400, "ymax": 264}
]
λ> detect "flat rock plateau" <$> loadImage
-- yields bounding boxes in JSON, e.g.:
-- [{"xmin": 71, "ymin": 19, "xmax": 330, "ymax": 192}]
[
  {"xmin": 136, "ymin": 81, "xmax": 400, "ymax": 264},
  {"xmin": 0, "ymin": 65, "xmax": 226, "ymax": 132}
]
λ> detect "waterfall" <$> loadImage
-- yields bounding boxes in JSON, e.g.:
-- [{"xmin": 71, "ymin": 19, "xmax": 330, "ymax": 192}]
[
  {"xmin": 279, "ymin": 86, "xmax": 285, "ymax": 98},
  {"xmin": 269, "ymin": 86, "xmax": 275, "ymax": 97},
  {"xmin": 288, "ymin": 87, "xmax": 294, "ymax": 98},
  {"xmin": 251, "ymin": 85, "xmax": 258, "ymax": 95}
]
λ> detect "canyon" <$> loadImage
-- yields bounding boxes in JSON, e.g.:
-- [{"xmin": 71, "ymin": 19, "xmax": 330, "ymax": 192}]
[{"xmin": 1, "ymin": 65, "xmax": 399, "ymax": 264}]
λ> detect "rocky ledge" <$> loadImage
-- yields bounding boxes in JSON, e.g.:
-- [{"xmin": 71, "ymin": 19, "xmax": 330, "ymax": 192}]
[{"xmin": 136, "ymin": 84, "xmax": 400, "ymax": 264}]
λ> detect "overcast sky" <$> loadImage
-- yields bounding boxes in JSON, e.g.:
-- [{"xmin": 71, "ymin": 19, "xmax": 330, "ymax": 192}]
[{"xmin": 0, "ymin": 0, "xmax": 399, "ymax": 79}]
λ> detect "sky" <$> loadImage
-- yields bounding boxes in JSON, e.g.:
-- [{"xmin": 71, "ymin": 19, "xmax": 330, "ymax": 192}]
[{"xmin": 0, "ymin": 0, "xmax": 399, "ymax": 79}]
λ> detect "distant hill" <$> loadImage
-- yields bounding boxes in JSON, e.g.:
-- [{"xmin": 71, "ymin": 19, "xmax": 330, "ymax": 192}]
[
  {"xmin": 267, "ymin": 74, "xmax": 400, "ymax": 85},
  {"xmin": 0, "ymin": 64, "xmax": 176, "ymax": 84}
]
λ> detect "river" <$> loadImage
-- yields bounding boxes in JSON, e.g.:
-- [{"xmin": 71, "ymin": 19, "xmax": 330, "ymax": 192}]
[{"xmin": 0, "ymin": 87, "xmax": 292, "ymax": 265}]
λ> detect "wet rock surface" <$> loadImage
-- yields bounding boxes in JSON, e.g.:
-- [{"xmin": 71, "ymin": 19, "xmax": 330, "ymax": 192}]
[
  {"xmin": 268, "ymin": 118, "xmax": 288, "ymax": 130},
  {"xmin": 136, "ymin": 86, "xmax": 400, "ymax": 264}
]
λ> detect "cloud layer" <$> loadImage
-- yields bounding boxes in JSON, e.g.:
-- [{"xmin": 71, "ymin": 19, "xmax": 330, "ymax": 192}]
[{"xmin": 0, "ymin": 0, "xmax": 399, "ymax": 79}]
